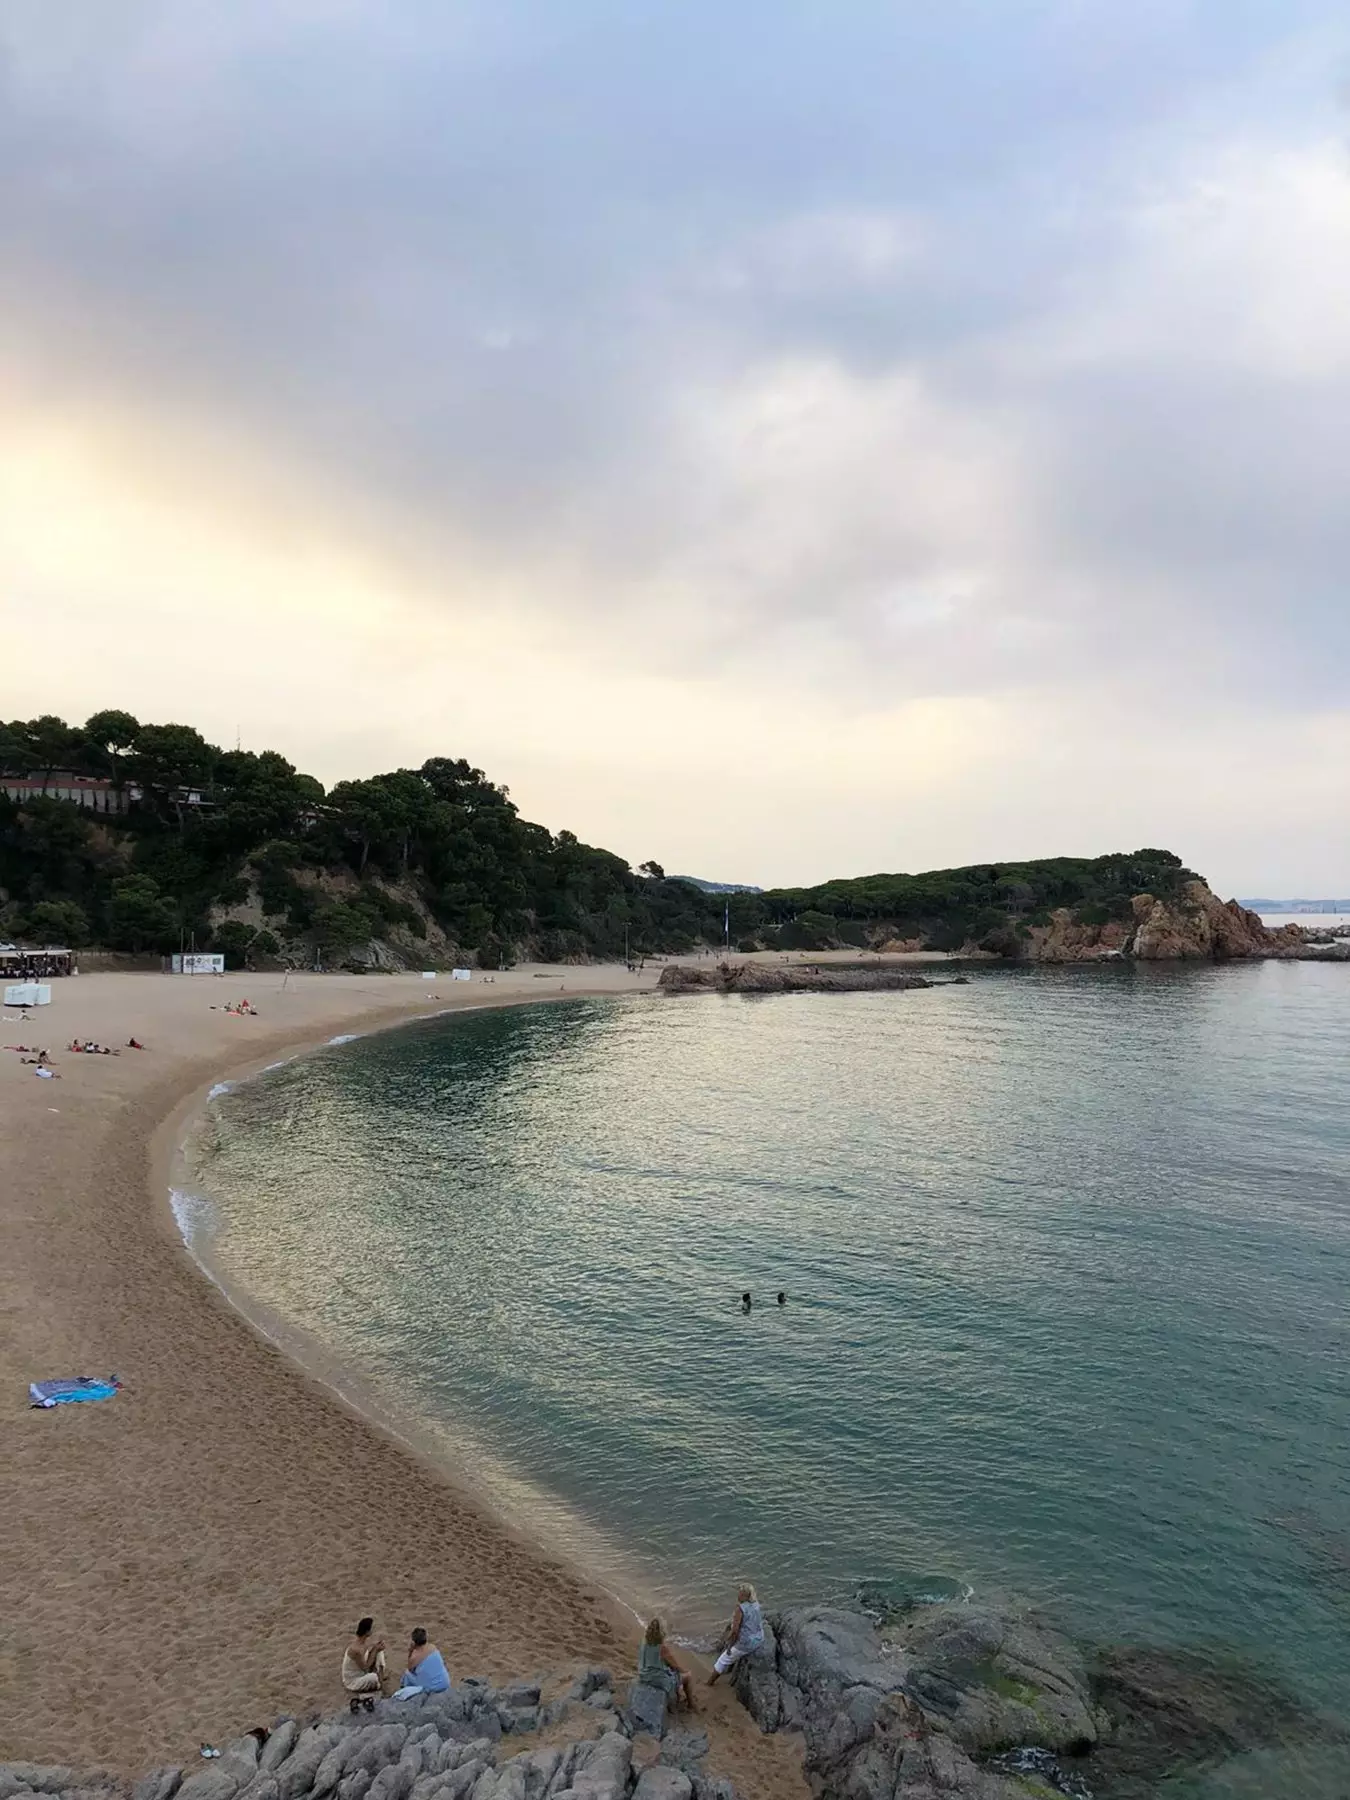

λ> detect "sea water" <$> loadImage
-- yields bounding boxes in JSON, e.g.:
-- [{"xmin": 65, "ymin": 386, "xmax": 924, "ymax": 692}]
[{"xmin": 186, "ymin": 962, "xmax": 1350, "ymax": 1758}]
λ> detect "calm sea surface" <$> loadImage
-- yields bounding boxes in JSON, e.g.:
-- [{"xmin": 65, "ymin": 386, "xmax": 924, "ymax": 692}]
[{"xmin": 186, "ymin": 964, "xmax": 1350, "ymax": 1787}]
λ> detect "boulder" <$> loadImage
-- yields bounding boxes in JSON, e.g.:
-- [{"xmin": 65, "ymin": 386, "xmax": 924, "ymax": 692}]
[
  {"xmin": 624, "ymin": 1683, "xmax": 666, "ymax": 1740},
  {"xmin": 567, "ymin": 1672, "xmax": 613, "ymax": 1704},
  {"xmin": 542, "ymin": 1751, "xmax": 579, "ymax": 1799},
  {"xmin": 729, "ymin": 1617, "xmax": 789, "ymax": 1734},
  {"xmin": 441, "ymin": 1765, "xmax": 487, "ymax": 1800},
  {"xmin": 498, "ymin": 1710, "xmax": 539, "ymax": 1738},
  {"xmin": 632, "ymin": 1772, "xmax": 691, "ymax": 1800},
  {"xmin": 259, "ymin": 1727, "xmax": 299, "ymax": 1777},
  {"xmin": 279, "ymin": 1730, "xmax": 346, "ymax": 1800},
  {"xmin": 0, "ymin": 1771, "xmax": 83, "ymax": 1800},
  {"xmin": 470, "ymin": 1764, "xmax": 527, "ymax": 1800},
  {"xmin": 896, "ymin": 1604, "xmax": 1100, "ymax": 1755},
  {"xmin": 567, "ymin": 1734, "xmax": 631, "ymax": 1800},
  {"xmin": 497, "ymin": 1687, "xmax": 541, "ymax": 1711},
  {"xmin": 367, "ymin": 1760, "xmax": 416, "ymax": 1800},
  {"xmin": 173, "ymin": 1772, "xmax": 238, "ymax": 1800},
  {"xmin": 655, "ymin": 1731, "xmax": 706, "ymax": 1772},
  {"xmin": 133, "ymin": 1770, "xmax": 182, "ymax": 1800}
]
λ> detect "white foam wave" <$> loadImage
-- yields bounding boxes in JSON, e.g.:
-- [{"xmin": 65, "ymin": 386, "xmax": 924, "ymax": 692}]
[
  {"xmin": 169, "ymin": 1186, "xmax": 218, "ymax": 1249},
  {"xmin": 262, "ymin": 1057, "xmax": 294, "ymax": 1072},
  {"xmin": 328, "ymin": 1032, "xmax": 363, "ymax": 1046},
  {"xmin": 207, "ymin": 1080, "xmax": 236, "ymax": 1100}
]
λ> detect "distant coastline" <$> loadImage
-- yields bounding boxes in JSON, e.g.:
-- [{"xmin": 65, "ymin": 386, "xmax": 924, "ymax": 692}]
[{"xmin": 1244, "ymin": 898, "xmax": 1350, "ymax": 913}]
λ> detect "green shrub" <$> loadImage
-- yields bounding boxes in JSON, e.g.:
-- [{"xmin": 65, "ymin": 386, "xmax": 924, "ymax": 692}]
[{"xmin": 26, "ymin": 897, "xmax": 91, "ymax": 947}]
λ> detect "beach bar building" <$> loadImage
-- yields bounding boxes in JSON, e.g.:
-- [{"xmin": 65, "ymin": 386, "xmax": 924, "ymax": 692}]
[{"xmin": 0, "ymin": 945, "xmax": 76, "ymax": 978}]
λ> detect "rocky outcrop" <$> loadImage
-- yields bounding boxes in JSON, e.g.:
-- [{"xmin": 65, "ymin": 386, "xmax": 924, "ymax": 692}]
[
  {"xmin": 0, "ymin": 1675, "xmax": 730, "ymax": 1800},
  {"xmin": 1127, "ymin": 883, "xmax": 1299, "ymax": 961},
  {"xmin": 729, "ymin": 1603, "xmax": 1099, "ymax": 1800},
  {"xmin": 727, "ymin": 1601, "xmax": 1341, "ymax": 1800},
  {"xmin": 658, "ymin": 964, "xmax": 935, "ymax": 996},
  {"xmin": 1015, "ymin": 915, "xmax": 1133, "ymax": 964},
  {"xmin": 974, "ymin": 880, "xmax": 1311, "ymax": 965}
]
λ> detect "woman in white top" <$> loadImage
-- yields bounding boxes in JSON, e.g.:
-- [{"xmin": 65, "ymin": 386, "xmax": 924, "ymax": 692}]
[{"xmin": 707, "ymin": 1584, "xmax": 765, "ymax": 1685}]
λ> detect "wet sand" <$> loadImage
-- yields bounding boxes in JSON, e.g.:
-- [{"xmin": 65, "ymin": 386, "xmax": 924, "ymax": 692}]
[{"xmin": 0, "ymin": 967, "xmax": 806, "ymax": 1800}]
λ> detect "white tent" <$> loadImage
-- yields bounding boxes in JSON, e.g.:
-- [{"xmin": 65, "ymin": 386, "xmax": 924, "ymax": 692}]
[{"xmin": 5, "ymin": 982, "xmax": 51, "ymax": 1007}]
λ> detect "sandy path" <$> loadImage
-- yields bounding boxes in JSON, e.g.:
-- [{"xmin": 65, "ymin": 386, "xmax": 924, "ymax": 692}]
[{"xmin": 0, "ymin": 967, "xmax": 805, "ymax": 1800}]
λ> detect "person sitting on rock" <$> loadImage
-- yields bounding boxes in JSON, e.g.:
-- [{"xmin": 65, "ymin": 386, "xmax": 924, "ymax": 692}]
[
  {"xmin": 638, "ymin": 1617, "xmax": 695, "ymax": 1712},
  {"xmin": 394, "ymin": 1626, "xmax": 450, "ymax": 1698},
  {"xmin": 707, "ymin": 1584, "xmax": 764, "ymax": 1685},
  {"xmin": 342, "ymin": 1617, "xmax": 387, "ymax": 1711}
]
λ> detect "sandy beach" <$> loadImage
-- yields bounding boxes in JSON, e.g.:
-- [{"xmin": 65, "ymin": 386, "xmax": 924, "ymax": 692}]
[{"xmin": 0, "ymin": 965, "xmax": 807, "ymax": 1800}]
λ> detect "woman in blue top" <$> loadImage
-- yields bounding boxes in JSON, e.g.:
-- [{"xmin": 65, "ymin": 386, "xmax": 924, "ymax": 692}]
[
  {"xmin": 395, "ymin": 1627, "xmax": 450, "ymax": 1697},
  {"xmin": 708, "ymin": 1585, "xmax": 764, "ymax": 1685}
]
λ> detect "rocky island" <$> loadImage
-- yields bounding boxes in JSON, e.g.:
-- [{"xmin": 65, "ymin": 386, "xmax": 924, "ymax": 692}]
[{"xmin": 657, "ymin": 964, "xmax": 939, "ymax": 995}]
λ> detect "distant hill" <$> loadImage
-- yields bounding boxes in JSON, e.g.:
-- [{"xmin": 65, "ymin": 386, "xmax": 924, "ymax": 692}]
[
  {"xmin": 1, "ymin": 710, "xmax": 1203, "ymax": 970},
  {"xmin": 670, "ymin": 876, "xmax": 764, "ymax": 894}
]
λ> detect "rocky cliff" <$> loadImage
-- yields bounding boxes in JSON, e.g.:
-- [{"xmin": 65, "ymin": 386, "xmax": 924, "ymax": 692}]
[{"xmin": 974, "ymin": 880, "xmax": 1308, "ymax": 965}]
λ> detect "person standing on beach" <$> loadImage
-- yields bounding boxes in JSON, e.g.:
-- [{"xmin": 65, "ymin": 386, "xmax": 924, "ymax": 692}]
[
  {"xmin": 706, "ymin": 1584, "xmax": 765, "ymax": 1685},
  {"xmin": 342, "ymin": 1617, "xmax": 387, "ymax": 1709}
]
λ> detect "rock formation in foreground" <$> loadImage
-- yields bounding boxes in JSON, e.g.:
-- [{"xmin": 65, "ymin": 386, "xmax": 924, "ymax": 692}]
[
  {"xmin": 657, "ymin": 965, "xmax": 937, "ymax": 995},
  {"xmin": 727, "ymin": 1600, "xmax": 1341, "ymax": 1799},
  {"xmin": 0, "ymin": 1672, "xmax": 728, "ymax": 1800},
  {"xmin": 3, "ymin": 1602, "xmax": 1341, "ymax": 1800}
]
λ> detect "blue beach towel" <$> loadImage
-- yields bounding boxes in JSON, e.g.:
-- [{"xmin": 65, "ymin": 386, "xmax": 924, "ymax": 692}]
[{"xmin": 29, "ymin": 1377, "xmax": 122, "ymax": 1409}]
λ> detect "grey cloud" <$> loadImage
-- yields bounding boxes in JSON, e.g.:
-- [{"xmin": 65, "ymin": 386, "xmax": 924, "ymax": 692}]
[{"xmin": 2, "ymin": 0, "xmax": 1349, "ymax": 710}]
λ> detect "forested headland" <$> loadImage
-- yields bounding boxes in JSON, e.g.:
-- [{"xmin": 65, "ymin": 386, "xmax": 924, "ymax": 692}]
[{"xmin": 0, "ymin": 712, "xmax": 1197, "ymax": 967}]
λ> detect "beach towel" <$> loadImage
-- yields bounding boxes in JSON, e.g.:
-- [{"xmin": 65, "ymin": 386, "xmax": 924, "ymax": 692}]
[{"xmin": 30, "ymin": 1377, "xmax": 121, "ymax": 1408}]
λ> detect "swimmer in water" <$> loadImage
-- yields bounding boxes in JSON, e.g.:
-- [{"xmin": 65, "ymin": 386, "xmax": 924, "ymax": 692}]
[
  {"xmin": 741, "ymin": 1292, "xmax": 751, "ymax": 1312},
  {"xmin": 777, "ymin": 1291, "xmax": 786, "ymax": 1306}
]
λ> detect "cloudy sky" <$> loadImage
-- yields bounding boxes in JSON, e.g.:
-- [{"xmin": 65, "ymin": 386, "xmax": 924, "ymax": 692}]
[{"xmin": 3, "ymin": 2, "xmax": 1348, "ymax": 891}]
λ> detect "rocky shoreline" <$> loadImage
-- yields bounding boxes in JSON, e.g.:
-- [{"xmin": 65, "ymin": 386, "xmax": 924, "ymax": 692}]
[
  {"xmin": 970, "ymin": 882, "xmax": 1337, "ymax": 965},
  {"xmin": 7, "ymin": 1599, "xmax": 1339, "ymax": 1800},
  {"xmin": 657, "ymin": 966, "xmax": 941, "ymax": 996},
  {"xmin": 727, "ymin": 1599, "xmax": 1342, "ymax": 1799}
]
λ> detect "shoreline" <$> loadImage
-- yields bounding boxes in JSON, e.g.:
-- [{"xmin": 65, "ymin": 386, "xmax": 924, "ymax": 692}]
[
  {"xmin": 159, "ymin": 1003, "xmax": 682, "ymax": 1649},
  {"xmin": 0, "ymin": 966, "xmax": 803, "ymax": 1800}
]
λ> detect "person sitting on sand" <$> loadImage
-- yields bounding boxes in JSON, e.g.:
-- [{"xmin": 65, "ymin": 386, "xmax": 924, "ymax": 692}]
[
  {"xmin": 342, "ymin": 1617, "xmax": 387, "ymax": 1711},
  {"xmin": 638, "ymin": 1617, "xmax": 695, "ymax": 1711},
  {"xmin": 393, "ymin": 1627, "xmax": 450, "ymax": 1698},
  {"xmin": 707, "ymin": 1585, "xmax": 764, "ymax": 1685}
]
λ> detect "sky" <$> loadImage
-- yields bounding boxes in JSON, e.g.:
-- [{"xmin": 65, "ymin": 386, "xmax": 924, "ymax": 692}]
[{"xmin": 2, "ymin": 2, "xmax": 1348, "ymax": 893}]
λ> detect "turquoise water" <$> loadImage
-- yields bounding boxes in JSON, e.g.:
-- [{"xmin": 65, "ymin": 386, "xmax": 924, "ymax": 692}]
[{"xmin": 189, "ymin": 964, "xmax": 1350, "ymax": 1768}]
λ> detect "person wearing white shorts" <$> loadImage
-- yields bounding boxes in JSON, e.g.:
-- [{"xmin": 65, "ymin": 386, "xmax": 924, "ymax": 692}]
[{"xmin": 707, "ymin": 1584, "xmax": 765, "ymax": 1683}]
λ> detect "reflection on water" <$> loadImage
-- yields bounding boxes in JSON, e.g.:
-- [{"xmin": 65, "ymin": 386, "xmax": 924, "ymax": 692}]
[{"xmin": 189, "ymin": 963, "xmax": 1350, "ymax": 1759}]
